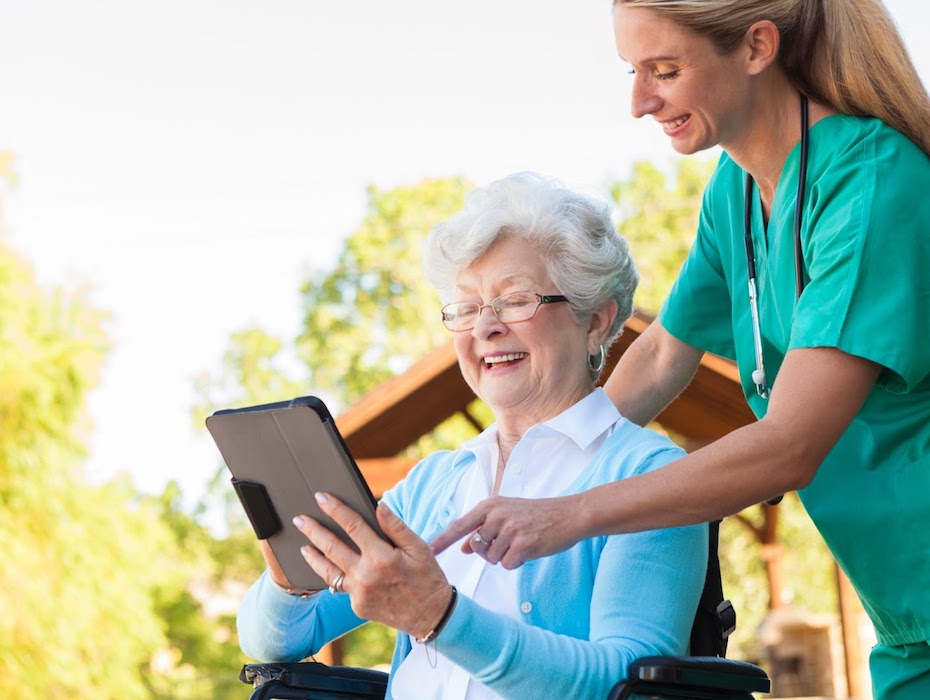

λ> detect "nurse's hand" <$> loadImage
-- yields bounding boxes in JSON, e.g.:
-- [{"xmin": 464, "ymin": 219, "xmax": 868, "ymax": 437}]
[
  {"xmin": 293, "ymin": 493, "xmax": 453, "ymax": 641},
  {"xmin": 429, "ymin": 494, "xmax": 582, "ymax": 568}
]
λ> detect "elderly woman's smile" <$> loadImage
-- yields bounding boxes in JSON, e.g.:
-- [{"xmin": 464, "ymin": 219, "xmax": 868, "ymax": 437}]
[
  {"xmin": 450, "ymin": 236, "xmax": 602, "ymax": 432},
  {"xmin": 482, "ymin": 351, "xmax": 529, "ymax": 369}
]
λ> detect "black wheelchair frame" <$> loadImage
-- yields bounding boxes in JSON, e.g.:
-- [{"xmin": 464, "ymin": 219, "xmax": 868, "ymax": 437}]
[{"xmin": 239, "ymin": 521, "xmax": 771, "ymax": 699}]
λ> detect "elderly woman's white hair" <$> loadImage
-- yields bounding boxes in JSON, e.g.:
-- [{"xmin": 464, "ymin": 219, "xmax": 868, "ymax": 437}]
[{"xmin": 423, "ymin": 171, "xmax": 638, "ymax": 353}]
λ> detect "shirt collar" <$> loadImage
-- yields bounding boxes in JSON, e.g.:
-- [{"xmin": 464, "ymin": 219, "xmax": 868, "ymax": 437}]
[
  {"xmin": 538, "ymin": 388, "xmax": 621, "ymax": 449},
  {"xmin": 460, "ymin": 387, "xmax": 621, "ymax": 453}
]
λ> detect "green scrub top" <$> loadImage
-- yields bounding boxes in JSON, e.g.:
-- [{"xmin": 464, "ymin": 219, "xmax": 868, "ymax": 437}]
[{"xmin": 659, "ymin": 114, "xmax": 930, "ymax": 647}]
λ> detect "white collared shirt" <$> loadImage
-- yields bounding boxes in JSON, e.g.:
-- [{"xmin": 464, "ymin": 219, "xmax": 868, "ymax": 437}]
[{"xmin": 391, "ymin": 389, "xmax": 623, "ymax": 700}]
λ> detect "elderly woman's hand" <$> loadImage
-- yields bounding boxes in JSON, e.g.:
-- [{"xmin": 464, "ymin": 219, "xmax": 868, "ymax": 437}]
[
  {"xmin": 258, "ymin": 539, "xmax": 317, "ymax": 595},
  {"xmin": 429, "ymin": 494, "xmax": 583, "ymax": 567},
  {"xmin": 294, "ymin": 493, "xmax": 453, "ymax": 640}
]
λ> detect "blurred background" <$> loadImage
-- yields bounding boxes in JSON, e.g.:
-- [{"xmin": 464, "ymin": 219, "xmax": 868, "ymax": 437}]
[{"xmin": 1, "ymin": 1, "xmax": 927, "ymax": 697}]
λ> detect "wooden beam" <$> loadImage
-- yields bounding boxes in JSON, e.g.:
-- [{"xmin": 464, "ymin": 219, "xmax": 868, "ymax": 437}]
[
  {"xmin": 600, "ymin": 313, "xmax": 756, "ymax": 441},
  {"xmin": 337, "ymin": 343, "xmax": 474, "ymax": 458},
  {"xmin": 356, "ymin": 457, "xmax": 418, "ymax": 497}
]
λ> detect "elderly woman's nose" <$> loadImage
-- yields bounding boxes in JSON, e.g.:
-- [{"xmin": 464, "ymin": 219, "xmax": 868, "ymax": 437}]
[{"xmin": 470, "ymin": 305, "xmax": 506, "ymax": 338}]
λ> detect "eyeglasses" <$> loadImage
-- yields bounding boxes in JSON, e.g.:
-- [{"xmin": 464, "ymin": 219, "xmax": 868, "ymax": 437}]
[{"xmin": 441, "ymin": 291, "xmax": 569, "ymax": 331}]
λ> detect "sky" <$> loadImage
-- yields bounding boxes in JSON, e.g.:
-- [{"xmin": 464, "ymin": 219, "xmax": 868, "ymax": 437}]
[{"xmin": 2, "ymin": 0, "xmax": 928, "ymax": 510}]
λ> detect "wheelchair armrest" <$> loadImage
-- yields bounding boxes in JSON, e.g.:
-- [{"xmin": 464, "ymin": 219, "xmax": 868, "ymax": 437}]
[
  {"xmin": 608, "ymin": 655, "xmax": 770, "ymax": 700},
  {"xmin": 240, "ymin": 661, "xmax": 388, "ymax": 700}
]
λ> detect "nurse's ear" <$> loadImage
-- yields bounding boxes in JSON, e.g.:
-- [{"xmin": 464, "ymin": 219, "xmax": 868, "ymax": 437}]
[{"xmin": 743, "ymin": 20, "xmax": 780, "ymax": 76}]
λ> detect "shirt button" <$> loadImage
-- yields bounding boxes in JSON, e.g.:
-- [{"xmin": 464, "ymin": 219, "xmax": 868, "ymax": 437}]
[{"xmin": 520, "ymin": 601, "xmax": 533, "ymax": 614}]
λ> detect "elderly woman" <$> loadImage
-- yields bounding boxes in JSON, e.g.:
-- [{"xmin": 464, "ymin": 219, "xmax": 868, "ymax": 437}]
[{"xmin": 237, "ymin": 171, "xmax": 707, "ymax": 699}]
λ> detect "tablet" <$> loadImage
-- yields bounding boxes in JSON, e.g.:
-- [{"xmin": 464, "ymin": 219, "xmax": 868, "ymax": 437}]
[{"xmin": 206, "ymin": 395, "xmax": 385, "ymax": 591}]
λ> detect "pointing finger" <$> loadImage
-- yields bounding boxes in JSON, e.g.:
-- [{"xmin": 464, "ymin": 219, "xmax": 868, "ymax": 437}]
[{"xmin": 429, "ymin": 501, "xmax": 491, "ymax": 555}]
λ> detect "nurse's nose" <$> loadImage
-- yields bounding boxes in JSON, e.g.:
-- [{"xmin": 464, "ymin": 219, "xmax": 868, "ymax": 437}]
[{"xmin": 630, "ymin": 74, "xmax": 662, "ymax": 119}]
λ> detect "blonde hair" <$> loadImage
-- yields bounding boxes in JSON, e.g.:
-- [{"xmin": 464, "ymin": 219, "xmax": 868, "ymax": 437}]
[{"xmin": 615, "ymin": 0, "xmax": 930, "ymax": 157}]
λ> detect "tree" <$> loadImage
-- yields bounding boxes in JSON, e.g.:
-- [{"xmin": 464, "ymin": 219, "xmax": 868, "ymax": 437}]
[
  {"xmin": 610, "ymin": 158, "xmax": 715, "ymax": 313},
  {"xmin": 0, "ymin": 155, "xmax": 262, "ymax": 698},
  {"xmin": 295, "ymin": 177, "xmax": 470, "ymax": 405},
  {"xmin": 719, "ymin": 493, "xmax": 838, "ymax": 660},
  {"xmin": 138, "ymin": 481, "xmax": 265, "ymax": 699},
  {"xmin": 0, "ymin": 157, "xmax": 169, "ymax": 696}
]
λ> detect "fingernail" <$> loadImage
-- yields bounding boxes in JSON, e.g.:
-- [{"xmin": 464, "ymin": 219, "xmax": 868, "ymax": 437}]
[
  {"xmin": 293, "ymin": 516, "xmax": 306, "ymax": 527},
  {"xmin": 314, "ymin": 492, "xmax": 328, "ymax": 504},
  {"xmin": 300, "ymin": 545, "xmax": 311, "ymax": 557}
]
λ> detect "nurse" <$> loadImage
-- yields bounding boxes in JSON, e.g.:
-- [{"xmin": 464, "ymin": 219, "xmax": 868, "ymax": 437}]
[{"xmin": 431, "ymin": 1, "xmax": 930, "ymax": 697}]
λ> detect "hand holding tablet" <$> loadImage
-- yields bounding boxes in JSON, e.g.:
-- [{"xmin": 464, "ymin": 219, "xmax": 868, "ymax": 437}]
[{"xmin": 206, "ymin": 396, "xmax": 385, "ymax": 591}]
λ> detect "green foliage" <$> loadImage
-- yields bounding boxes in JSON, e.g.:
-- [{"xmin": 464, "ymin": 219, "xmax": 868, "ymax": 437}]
[
  {"xmin": 610, "ymin": 157, "xmax": 716, "ymax": 313},
  {"xmin": 342, "ymin": 621, "xmax": 397, "ymax": 670},
  {"xmin": 297, "ymin": 177, "xmax": 470, "ymax": 405},
  {"xmin": 191, "ymin": 326, "xmax": 313, "ymax": 538},
  {"xmin": 137, "ymin": 481, "xmax": 265, "ymax": 698},
  {"xmin": 720, "ymin": 495, "xmax": 838, "ymax": 661},
  {"xmin": 0, "ymin": 236, "xmax": 170, "ymax": 697},
  {"xmin": 191, "ymin": 327, "xmax": 309, "ymax": 427},
  {"xmin": 0, "ymin": 165, "xmax": 259, "ymax": 696}
]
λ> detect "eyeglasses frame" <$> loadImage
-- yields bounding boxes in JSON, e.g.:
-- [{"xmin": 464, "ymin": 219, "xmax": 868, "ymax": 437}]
[{"xmin": 440, "ymin": 291, "xmax": 569, "ymax": 332}]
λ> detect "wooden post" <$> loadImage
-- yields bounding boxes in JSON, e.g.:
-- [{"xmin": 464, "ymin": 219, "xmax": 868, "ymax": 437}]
[
  {"xmin": 760, "ymin": 503, "xmax": 783, "ymax": 609},
  {"xmin": 732, "ymin": 503, "xmax": 784, "ymax": 610},
  {"xmin": 836, "ymin": 564, "xmax": 871, "ymax": 699}
]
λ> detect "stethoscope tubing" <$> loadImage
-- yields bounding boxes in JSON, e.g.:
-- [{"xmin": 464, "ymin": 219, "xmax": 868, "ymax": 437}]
[{"xmin": 743, "ymin": 94, "xmax": 810, "ymax": 400}]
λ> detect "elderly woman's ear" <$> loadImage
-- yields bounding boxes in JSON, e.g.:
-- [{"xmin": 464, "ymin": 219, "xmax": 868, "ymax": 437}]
[{"xmin": 588, "ymin": 298, "xmax": 619, "ymax": 352}]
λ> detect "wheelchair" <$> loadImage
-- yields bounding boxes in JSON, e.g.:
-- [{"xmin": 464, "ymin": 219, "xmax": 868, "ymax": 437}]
[{"xmin": 238, "ymin": 522, "xmax": 771, "ymax": 699}]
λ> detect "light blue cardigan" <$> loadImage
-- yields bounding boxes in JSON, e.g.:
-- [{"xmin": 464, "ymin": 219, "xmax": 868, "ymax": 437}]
[{"xmin": 238, "ymin": 417, "xmax": 707, "ymax": 699}]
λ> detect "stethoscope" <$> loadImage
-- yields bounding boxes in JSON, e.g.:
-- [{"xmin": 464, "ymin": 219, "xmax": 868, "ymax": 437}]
[{"xmin": 743, "ymin": 94, "xmax": 809, "ymax": 399}]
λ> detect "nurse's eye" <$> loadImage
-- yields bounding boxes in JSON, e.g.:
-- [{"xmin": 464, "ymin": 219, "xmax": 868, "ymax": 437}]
[{"xmin": 655, "ymin": 69, "xmax": 679, "ymax": 80}]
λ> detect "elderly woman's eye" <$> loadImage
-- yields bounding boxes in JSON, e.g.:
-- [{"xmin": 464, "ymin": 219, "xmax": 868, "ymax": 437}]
[{"xmin": 499, "ymin": 294, "xmax": 534, "ymax": 309}]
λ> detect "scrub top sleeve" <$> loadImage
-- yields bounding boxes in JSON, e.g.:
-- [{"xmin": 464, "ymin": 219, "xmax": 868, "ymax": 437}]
[
  {"xmin": 659, "ymin": 168, "xmax": 738, "ymax": 360},
  {"xmin": 789, "ymin": 126, "xmax": 930, "ymax": 393}
]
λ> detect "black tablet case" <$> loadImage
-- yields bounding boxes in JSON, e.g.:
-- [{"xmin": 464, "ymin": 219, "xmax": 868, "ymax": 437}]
[{"xmin": 206, "ymin": 396, "xmax": 383, "ymax": 591}]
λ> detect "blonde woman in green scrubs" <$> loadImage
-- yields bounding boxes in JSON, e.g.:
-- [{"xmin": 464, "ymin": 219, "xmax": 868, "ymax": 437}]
[{"xmin": 431, "ymin": 1, "xmax": 930, "ymax": 697}]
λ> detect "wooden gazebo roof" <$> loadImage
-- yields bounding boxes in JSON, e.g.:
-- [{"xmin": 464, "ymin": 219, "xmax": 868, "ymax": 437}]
[{"xmin": 337, "ymin": 311, "xmax": 755, "ymax": 496}]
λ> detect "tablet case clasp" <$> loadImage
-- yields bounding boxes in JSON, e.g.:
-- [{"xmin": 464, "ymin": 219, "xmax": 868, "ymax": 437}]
[{"xmin": 232, "ymin": 478, "xmax": 283, "ymax": 540}]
